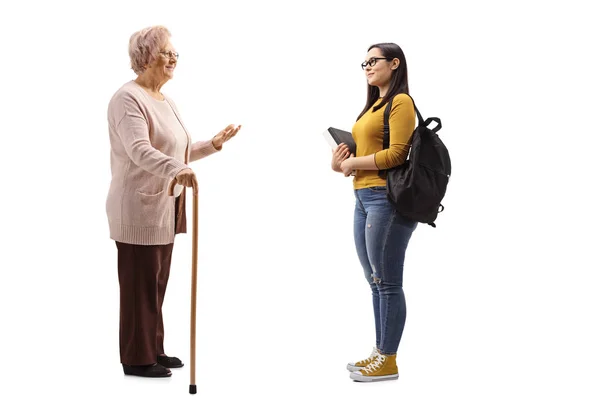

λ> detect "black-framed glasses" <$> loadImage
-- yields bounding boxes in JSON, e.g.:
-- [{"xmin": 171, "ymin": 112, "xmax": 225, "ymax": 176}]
[
  {"xmin": 361, "ymin": 57, "xmax": 390, "ymax": 70},
  {"xmin": 159, "ymin": 51, "xmax": 179, "ymax": 60}
]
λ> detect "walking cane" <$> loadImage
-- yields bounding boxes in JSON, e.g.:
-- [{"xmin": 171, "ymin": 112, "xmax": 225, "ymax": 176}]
[{"xmin": 168, "ymin": 178, "xmax": 198, "ymax": 395}]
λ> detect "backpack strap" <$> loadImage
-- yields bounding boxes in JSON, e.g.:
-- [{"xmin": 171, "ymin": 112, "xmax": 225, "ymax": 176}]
[
  {"xmin": 382, "ymin": 99, "xmax": 394, "ymax": 151},
  {"xmin": 382, "ymin": 93, "xmax": 423, "ymax": 151},
  {"xmin": 379, "ymin": 93, "xmax": 423, "ymax": 178}
]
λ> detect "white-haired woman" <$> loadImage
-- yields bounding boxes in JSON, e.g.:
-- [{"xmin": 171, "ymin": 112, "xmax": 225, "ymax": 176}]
[{"xmin": 106, "ymin": 25, "xmax": 241, "ymax": 378}]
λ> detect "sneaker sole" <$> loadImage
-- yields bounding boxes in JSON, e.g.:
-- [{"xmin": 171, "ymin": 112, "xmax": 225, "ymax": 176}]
[
  {"xmin": 350, "ymin": 372, "xmax": 399, "ymax": 382},
  {"xmin": 346, "ymin": 364, "xmax": 364, "ymax": 372}
]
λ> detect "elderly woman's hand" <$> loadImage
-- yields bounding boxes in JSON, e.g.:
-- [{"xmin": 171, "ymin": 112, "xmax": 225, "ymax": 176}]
[
  {"xmin": 175, "ymin": 168, "xmax": 198, "ymax": 194},
  {"xmin": 212, "ymin": 124, "xmax": 242, "ymax": 149}
]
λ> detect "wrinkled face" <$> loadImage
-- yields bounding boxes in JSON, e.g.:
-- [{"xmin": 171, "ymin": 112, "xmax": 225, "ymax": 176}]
[
  {"xmin": 363, "ymin": 47, "xmax": 398, "ymax": 88},
  {"xmin": 146, "ymin": 40, "xmax": 178, "ymax": 82}
]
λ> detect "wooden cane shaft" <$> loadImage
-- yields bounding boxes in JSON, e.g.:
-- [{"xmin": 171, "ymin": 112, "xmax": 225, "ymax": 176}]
[{"xmin": 190, "ymin": 182, "xmax": 198, "ymax": 386}]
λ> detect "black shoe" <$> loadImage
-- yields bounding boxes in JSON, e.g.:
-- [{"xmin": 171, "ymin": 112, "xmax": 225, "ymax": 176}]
[
  {"xmin": 157, "ymin": 354, "xmax": 184, "ymax": 368},
  {"xmin": 123, "ymin": 363, "xmax": 172, "ymax": 378}
]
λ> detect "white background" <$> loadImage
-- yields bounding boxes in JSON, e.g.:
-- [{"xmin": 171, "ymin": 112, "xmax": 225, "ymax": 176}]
[{"xmin": 1, "ymin": 0, "xmax": 599, "ymax": 399}]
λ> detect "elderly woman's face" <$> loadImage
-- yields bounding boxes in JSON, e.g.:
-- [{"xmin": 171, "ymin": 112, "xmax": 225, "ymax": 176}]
[{"xmin": 147, "ymin": 40, "xmax": 178, "ymax": 81}]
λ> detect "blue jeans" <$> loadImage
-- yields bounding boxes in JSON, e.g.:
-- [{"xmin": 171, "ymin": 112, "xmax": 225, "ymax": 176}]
[{"xmin": 354, "ymin": 186, "xmax": 418, "ymax": 355}]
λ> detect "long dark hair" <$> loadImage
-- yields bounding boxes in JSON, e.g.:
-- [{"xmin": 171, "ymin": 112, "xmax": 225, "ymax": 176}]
[{"xmin": 356, "ymin": 43, "xmax": 409, "ymax": 121}]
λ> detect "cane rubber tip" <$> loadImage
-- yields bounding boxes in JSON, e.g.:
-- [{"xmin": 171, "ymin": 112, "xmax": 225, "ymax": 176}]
[{"xmin": 189, "ymin": 384, "xmax": 197, "ymax": 394}]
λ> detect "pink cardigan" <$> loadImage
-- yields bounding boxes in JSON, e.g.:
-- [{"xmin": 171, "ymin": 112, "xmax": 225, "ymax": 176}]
[{"xmin": 106, "ymin": 81, "xmax": 218, "ymax": 245}]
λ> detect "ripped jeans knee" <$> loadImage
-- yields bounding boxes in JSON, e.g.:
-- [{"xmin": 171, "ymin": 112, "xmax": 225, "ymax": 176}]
[{"xmin": 371, "ymin": 273, "xmax": 382, "ymax": 285}]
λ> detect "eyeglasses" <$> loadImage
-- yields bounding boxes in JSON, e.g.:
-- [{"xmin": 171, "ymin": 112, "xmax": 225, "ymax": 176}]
[
  {"xmin": 361, "ymin": 57, "xmax": 390, "ymax": 70},
  {"xmin": 159, "ymin": 51, "xmax": 179, "ymax": 60}
]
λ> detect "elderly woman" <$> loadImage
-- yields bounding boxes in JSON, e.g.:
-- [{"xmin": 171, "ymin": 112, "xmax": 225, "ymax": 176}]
[{"xmin": 106, "ymin": 25, "xmax": 241, "ymax": 378}]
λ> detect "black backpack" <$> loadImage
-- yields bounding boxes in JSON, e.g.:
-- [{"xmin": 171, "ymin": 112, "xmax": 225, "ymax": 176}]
[{"xmin": 380, "ymin": 94, "xmax": 451, "ymax": 227}]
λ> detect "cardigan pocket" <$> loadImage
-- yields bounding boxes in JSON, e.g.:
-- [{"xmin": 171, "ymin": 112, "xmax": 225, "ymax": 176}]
[
  {"xmin": 136, "ymin": 188, "xmax": 165, "ymax": 197},
  {"xmin": 132, "ymin": 189, "xmax": 168, "ymax": 227}
]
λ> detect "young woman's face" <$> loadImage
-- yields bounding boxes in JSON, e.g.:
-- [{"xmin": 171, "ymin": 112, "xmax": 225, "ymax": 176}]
[{"xmin": 363, "ymin": 47, "xmax": 396, "ymax": 89}]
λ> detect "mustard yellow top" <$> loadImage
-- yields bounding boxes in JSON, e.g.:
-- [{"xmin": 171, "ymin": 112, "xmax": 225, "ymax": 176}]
[{"xmin": 351, "ymin": 93, "xmax": 416, "ymax": 189}]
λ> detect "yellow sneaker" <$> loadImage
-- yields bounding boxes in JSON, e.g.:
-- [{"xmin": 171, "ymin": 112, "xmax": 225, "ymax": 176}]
[
  {"xmin": 346, "ymin": 347, "xmax": 379, "ymax": 372},
  {"xmin": 349, "ymin": 353, "xmax": 399, "ymax": 382}
]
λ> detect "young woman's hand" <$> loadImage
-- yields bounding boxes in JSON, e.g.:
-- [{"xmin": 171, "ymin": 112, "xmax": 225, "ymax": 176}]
[
  {"xmin": 331, "ymin": 143, "xmax": 351, "ymax": 172},
  {"xmin": 340, "ymin": 155, "xmax": 355, "ymax": 177}
]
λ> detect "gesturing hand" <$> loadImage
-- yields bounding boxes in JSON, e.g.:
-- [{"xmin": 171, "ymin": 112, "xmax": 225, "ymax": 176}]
[{"xmin": 212, "ymin": 124, "xmax": 242, "ymax": 149}]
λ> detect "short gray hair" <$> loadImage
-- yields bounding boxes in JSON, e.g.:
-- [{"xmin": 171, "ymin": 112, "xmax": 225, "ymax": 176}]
[{"xmin": 128, "ymin": 26, "xmax": 171, "ymax": 75}]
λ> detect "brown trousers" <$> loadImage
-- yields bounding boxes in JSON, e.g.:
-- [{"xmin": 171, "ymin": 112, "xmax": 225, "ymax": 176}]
[{"xmin": 116, "ymin": 192, "xmax": 186, "ymax": 366}]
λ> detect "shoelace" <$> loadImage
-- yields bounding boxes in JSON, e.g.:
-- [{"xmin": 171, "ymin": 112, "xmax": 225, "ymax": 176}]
[
  {"xmin": 363, "ymin": 354, "xmax": 386, "ymax": 374},
  {"xmin": 357, "ymin": 348, "xmax": 379, "ymax": 365}
]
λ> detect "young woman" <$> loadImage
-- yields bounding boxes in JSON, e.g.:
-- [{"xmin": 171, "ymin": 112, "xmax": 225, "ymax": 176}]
[{"xmin": 331, "ymin": 43, "xmax": 418, "ymax": 382}]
